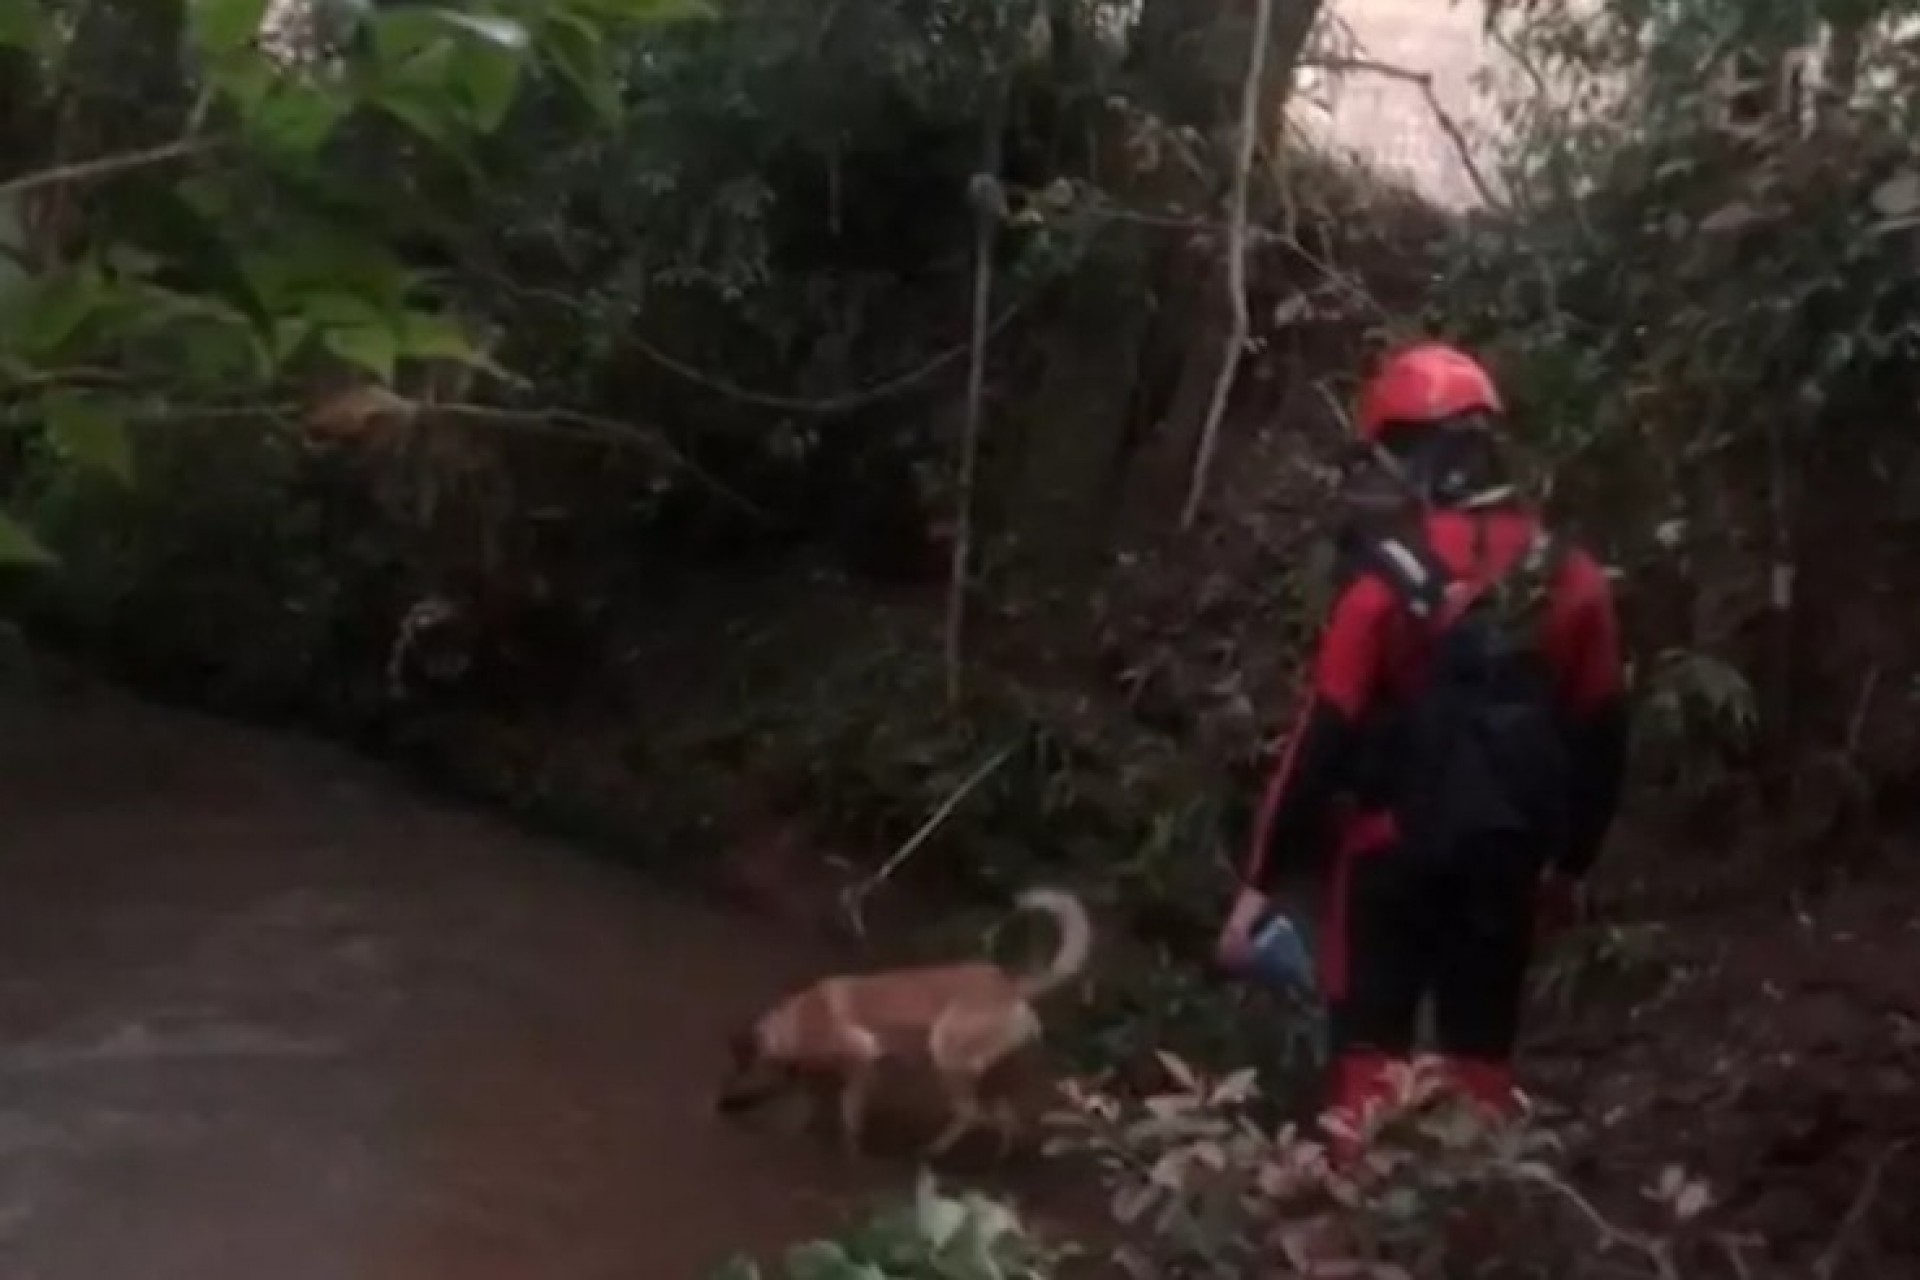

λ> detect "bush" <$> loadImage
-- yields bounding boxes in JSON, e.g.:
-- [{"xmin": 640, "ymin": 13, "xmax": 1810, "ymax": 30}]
[
  {"xmin": 710, "ymin": 1174, "xmax": 1069, "ymax": 1280},
  {"xmin": 1048, "ymin": 1052, "xmax": 1716, "ymax": 1279}
]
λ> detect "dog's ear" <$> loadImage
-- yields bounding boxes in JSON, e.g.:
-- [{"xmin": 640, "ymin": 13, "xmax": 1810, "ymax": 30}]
[{"xmin": 716, "ymin": 1024, "xmax": 781, "ymax": 1115}]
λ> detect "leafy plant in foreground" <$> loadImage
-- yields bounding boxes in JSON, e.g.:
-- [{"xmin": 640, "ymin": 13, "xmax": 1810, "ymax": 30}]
[
  {"xmin": 710, "ymin": 1173, "xmax": 1067, "ymax": 1280},
  {"xmin": 1048, "ymin": 1051, "xmax": 1719, "ymax": 1279}
]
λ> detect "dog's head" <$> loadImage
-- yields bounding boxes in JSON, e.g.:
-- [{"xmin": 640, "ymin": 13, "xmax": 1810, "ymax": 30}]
[{"xmin": 713, "ymin": 1020, "xmax": 793, "ymax": 1114}]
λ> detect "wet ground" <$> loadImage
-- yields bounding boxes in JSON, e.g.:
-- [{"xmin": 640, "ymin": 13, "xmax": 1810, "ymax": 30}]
[{"xmin": 0, "ymin": 679, "xmax": 947, "ymax": 1280}]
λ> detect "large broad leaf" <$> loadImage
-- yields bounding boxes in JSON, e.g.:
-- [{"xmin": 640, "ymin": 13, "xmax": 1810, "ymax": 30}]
[
  {"xmin": 9, "ymin": 268, "xmax": 108, "ymax": 361},
  {"xmin": 0, "ymin": 509, "xmax": 54, "ymax": 566},
  {"xmin": 0, "ymin": 0, "xmax": 47, "ymax": 54},
  {"xmin": 41, "ymin": 390, "xmax": 135, "ymax": 485},
  {"xmin": 396, "ymin": 310, "xmax": 490, "ymax": 367},
  {"xmin": 780, "ymin": 1241, "xmax": 885, "ymax": 1280},
  {"xmin": 559, "ymin": 0, "xmax": 714, "ymax": 23},
  {"xmin": 188, "ymin": 0, "xmax": 272, "ymax": 58},
  {"xmin": 243, "ymin": 80, "xmax": 353, "ymax": 157},
  {"xmin": 322, "ymin": 323, "xmax": 399, "ymax": 381},
  {"xmin": 444, "ymin": 37, "xmax": 524, "ymax": 131},
  {"xmin": 430, "ymin": 9, "xmax": 532, "ymax": 50},
  {"xmin": 539, "ymin": 13, "xmax": 622, "ymax": 122}
]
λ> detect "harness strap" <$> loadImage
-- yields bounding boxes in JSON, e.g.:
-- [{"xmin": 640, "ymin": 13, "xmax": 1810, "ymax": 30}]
[{"xmin": 1363, "ymin": 525, "xmax": 1564, "ymax": 630}]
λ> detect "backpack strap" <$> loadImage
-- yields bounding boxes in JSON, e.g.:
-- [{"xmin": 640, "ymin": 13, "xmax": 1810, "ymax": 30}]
[
  {"xmin": 1356, "ymin": 532, "xmax": 1452, "ymax": 621},
  {"xmin": 1358, "ymin": 525, "xmax": 1567, "ymax": 627}
]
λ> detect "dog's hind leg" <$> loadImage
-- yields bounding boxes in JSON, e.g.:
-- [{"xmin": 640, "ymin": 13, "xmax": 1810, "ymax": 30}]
[
  {"xmin": 988, "ymin": 1096, "xmax": 1020, "ymax": 1160},
  {"xmin": 926, "ymin": 1068, "xmax": 986, "ymax": 1157},
  {"xmin": 837, "ymin": 1062, "xmax": 876, "ymax": 1157}
]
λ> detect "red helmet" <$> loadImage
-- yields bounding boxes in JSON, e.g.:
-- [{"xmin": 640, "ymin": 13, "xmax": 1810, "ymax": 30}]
[{"xmin": 1354, "ymin": 342, "xmax": 1503, "ymax": 443}]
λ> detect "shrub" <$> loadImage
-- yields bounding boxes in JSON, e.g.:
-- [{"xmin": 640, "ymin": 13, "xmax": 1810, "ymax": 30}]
[
  {"xmin": 1048, "ymin": 1052, "xmax": 1714, "ymax": 1279},
  {"xmin": 710, "ymin": 1174, "xmax": 1068, "ymax": 1280}
]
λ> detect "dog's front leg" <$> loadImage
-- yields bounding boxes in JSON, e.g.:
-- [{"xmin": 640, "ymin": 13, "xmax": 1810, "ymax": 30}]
[
  {"xmin": 989, "ymin": 1097, "xmax": 1020, "ymax": 1161},
  {"xmin": 773, "ymin": 1083, "xmax": 817, "ymax": 1138},
  {"xmin": 837, "ymin": 1064, "xmax": 875, "ymax": 1157}
]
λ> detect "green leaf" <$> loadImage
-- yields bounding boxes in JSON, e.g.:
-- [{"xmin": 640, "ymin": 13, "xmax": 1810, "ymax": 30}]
[
  {"xmin": 0, "ymin": 0, "xmax": 47, "ymax": 54},
  {"xmin": 539, "ymin": 13, "xmax": 621, "ymax": 122},
  {"xmin": 244, "ymin": 81, "xmax": 352, "ymax": 156},
  {"xmin": 41, "ymin": 390, "xmax": 135, "ymax": 485},
  {"xmin": 322, "ymin": 324, "xmax": 398, "ymax": 381},
  {"xmin": 705, "ymin": 1259, "xmax": 761, "ymax": 1280},
  {"xmin": 188, "ymin": 0, "xmax": 271, "ymax": 58},
  {"xmin": 0, "ymin": 508, "xmax": 54, "ymax": 566},
  {"xmin": 10, "ymin": 268, "xmax": 107, "ymax": 360},
  {"xmin": 270, "ymin": 316, "xmax": 313, "ymax": 365},
  {"xmin": 431, "ymin": 9, "xmax": 531, "ymax": 50},
  {"xmin": 395, "ymin": 310, "xmax": 485, "ymax": 364},
  {"xmin": 561, "ymin": 0, "xmax": 713, "ymax": 23},
  {"xmin": 297, "ymin": 290, "xmax": 388, "ymax": 331},
  {"xmin": 781, "ymin": 1241, "xmax": 884, "ymax": 1280},
  {"xmin": 369, "ymin": 87, "xmax": 468, "ymax": 153},
  {"xmin": 445, "ymin": 37, "xmax": 523, "ymax": 131}
]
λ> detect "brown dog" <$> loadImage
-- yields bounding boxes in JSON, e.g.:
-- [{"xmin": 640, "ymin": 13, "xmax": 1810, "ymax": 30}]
[{"xmin": 715, "ymin": 886, "xmax": 1091, "ymax": 1157}]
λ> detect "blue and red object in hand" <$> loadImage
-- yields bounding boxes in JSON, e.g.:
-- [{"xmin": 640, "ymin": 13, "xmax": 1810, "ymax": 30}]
[{"xmin": 1246, "ymin": 908, "xmax": 1316, "ymax": 994}]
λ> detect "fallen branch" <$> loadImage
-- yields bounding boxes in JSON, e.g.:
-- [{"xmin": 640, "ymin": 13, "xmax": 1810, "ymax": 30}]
[
  {"xmin": 1815, "ymin": 1138, "xmax": 1910, "ymax": 1280},
  {"xmin": 0, "ymin": 138, "xmax": 219, "ymax": 201},
  {"xmin": 1177, "ymin": 0, "xmax": 1273, "ymax": 530},
  {"xmin": 837, "ymin": 740, "xmax": 1022, "ymax": 938},
  {"xmin": 1301, "ymin": 55, "xmax": 1502, "ymax": 210},
  {"xmin": 1512, "ymin": 1163, "xmax": 1679, "ymax": 1280}
]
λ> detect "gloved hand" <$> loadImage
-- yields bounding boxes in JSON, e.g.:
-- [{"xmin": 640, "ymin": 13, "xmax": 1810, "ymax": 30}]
[
  {"xmin": 1214, "ymin": 886, "xmax": 1270, "ymax": 975},
  {"xmin": 1535, "ymin": 869, "xmax": 1585, "ymax": 946}
]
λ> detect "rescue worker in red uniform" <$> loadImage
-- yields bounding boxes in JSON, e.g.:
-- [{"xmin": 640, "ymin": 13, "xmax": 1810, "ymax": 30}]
[{"xmin": 1215, "ymin": 341, "xmax": 1628, "ymax": 1135}]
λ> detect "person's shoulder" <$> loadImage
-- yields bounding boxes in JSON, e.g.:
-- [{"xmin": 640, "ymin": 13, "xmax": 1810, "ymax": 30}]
[
  {"xmin": 1541, "ymin": 527, "xmax": 1616, "ymax": 606},
  {"xmin": 1329, "ymin": 527, "xmax": 1428, "ymax": 616}
]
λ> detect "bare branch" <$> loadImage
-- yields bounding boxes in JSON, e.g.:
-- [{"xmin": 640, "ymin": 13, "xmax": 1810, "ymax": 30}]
[
  {"xmin": 1815, "ymin": 1139, "xmax": 1910, "ymax": 1280},
  {"xmin": 1512, "ymin": 1163, "xmax": 1680, "ymax": 1280},
  {"xmin": 627, "ymin": 304, "xmax": 1028, "ymax": 417},
  {"xmin": 944, "ymin": 168, "xmax": 1002, "ymax": 707},
  {"xmin": 1301, "ymin": 55, "xmax": 1503, "ymax": 210},
  {"xmin": 0, "ymin": 138, "xmax": 218, "ymax": 201},
  {"xmin": 837, "ymin": 739, "xmax": 1021, "ymax": 938},
  {"xmin": 1178, "ymin": 0, "xmax": 1274, "ymax": 529}
]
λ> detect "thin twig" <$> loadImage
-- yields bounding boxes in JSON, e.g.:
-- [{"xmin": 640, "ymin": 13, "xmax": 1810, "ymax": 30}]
[
  {"xmin": 945, "ymin": 172, "xmax": 1000, "ymax": 708},
  {"xmin": 838, "ymin": 740, "xmax": 1021, "ymax": 938},
  {"xmin": 1815, "ymin": 1139, "xmax": 1910, "ymax": 1280},
  {"xmin": 1178, "ymin": 0, "xmax": 1273, "ymax": 530},
  {"xmin": 1080, "ymin": 203, "xmax": 1389, "ymax": 323},
  {"xmin": 1513, "ymin": 1164, "xmax": 1679, "ymax": 1280},
  {"xmin": 431, "ymin": 402, "xmax": 773, "ymax": 522},
  {"xmin": 0, "ymin": 137, "xmax": 218, "ymax": 200},
  {"xmin": 1300, "ymin": 55, "xmax": 1503, "ymax": 210},
  {"xmin": 461, "ymin": 270, "xmax": 1031, "ymax": 419},
  {"xmin": 1844, "ymin": 664, "xmax": 1879, "ymax": 755},
  {"xmin": 626, "ymin": 303, "xmax": 1028, "ymax": 416}
]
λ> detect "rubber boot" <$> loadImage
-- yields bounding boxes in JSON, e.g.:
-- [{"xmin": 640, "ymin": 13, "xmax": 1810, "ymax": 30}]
[
  {"xmin": 1322, "ymin": 1049, "xmax": 1401, "ymax": 1167},
  {"xmin": 1438, "ymin": 1055, "xmax": 1520, "ymax": 1120},
  {"xmin": 1435, "ymin": 1056, "xmax": 1522, "ymax": 1265}
]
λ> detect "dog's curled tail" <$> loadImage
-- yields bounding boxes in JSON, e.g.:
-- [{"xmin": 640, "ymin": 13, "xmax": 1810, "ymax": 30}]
[{"xmin": 1012, "ymin": 887, "xmax": 1093, "ymax": 1000}]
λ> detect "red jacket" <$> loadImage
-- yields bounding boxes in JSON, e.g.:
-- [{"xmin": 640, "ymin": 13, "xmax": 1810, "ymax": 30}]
[{"xmin": 1243, "ymin": 504, "xmax": 1627, "ymax": 892}]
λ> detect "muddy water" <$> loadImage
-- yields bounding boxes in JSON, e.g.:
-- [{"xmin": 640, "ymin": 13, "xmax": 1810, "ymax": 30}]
[{"xmin": 0, "ymin": 680, "xmax": 926, "ymax": 1280}]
